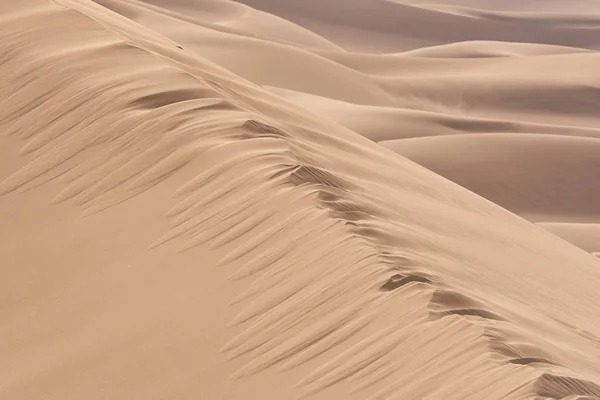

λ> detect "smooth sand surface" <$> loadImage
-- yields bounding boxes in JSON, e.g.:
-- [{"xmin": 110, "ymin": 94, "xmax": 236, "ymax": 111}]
[
  {"xmin": 225, "ymin": 0, "xmax": 600, "ymax": 254},
  {"xmin": 1, "ymin": 0, "xmax": 599, "ymax": 399}
]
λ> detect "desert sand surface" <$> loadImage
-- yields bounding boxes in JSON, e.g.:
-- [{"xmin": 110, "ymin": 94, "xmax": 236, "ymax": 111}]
[{"xmin": 1, "ymin": 0, "xmax": 600, "ymax": 399}]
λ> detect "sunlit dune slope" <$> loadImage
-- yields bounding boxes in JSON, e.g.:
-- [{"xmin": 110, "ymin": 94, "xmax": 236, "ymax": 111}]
[{"xmin": 1, "ymin": 1, "xmax": 600, "ymax": 399}]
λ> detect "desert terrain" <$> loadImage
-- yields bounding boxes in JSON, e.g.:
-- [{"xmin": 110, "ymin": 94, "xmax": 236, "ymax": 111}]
[{"xmin": 1, "ymin": 0, "xmax": 599, "ymax": 399}]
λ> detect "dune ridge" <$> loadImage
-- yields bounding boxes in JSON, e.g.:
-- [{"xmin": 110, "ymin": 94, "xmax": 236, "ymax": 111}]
[
  {"xmin": 1, "ymin": 0, "xmax": 600, "ymax": 399},
  {"xmin": 210, "ymin": 0, "xmax": 600, "ymax": 254}
]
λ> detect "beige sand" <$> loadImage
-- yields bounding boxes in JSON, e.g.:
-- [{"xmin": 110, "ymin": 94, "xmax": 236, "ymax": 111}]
[
  {"xmin": 218, "ymin": 0, "xmax": 600, "ymax": 255},
  {"xmin": 1, "ymin": 0, "xmax": 599, "ymax": 399}
]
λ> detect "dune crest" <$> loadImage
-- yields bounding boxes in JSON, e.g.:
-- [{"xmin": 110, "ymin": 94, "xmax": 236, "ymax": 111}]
[{"xmin": 1, "ymin": 0, "xmax": 599, "ymax": 399}]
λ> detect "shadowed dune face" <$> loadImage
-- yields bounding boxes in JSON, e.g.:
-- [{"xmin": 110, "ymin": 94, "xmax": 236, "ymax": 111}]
[
  {"xmin": 0, "ymin": 0, "xmax": 600, "ymax": 399},
  {"xmin": 383, "ymin": 134, "xmax": 600, "ymax": 222}
]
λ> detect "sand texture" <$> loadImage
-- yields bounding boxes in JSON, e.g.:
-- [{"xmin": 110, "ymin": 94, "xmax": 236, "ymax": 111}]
[{"xmin": 1, "ymin": 0, "xmax": 599, "ymax": 399}]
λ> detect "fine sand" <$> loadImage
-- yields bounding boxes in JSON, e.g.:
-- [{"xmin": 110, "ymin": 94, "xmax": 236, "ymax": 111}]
[{"xmin": 1, "ymin": 0, "xmax": 599, "ymax": 399}]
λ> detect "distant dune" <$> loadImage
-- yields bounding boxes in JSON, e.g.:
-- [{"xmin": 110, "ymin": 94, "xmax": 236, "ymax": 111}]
[
  {"xmin": 229, "ymin": 0, "xmax": 600, "ymax": 254},
  {"xmin": 235, "ymin": 0, "xmax": 600, "ymax": 52},
  {"xmin": 1, "ymin": 0, "xmax": 599, "ymax": 399}
]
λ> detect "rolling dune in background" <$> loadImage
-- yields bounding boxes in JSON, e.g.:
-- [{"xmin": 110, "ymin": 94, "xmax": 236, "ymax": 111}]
[
  {"xmin": 224, "ymin": 0, "xmax": 600, "ymax": 255},
  {"xmin": 1, "ymin": 0, "xmax": 599, "ymax": 399}
]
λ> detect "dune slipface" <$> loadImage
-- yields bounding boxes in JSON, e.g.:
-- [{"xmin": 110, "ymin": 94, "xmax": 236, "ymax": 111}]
[{"xmin": 0, "ymin": 1, "xmax": 599, "ymax": 400}]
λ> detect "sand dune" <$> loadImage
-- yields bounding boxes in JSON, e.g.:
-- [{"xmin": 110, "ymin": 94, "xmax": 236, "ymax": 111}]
[
  {"xmin": 236, "ymin": 0, "xmax": 600, "ymax": 52},
  {"xmin": 1, "ymin": 0, "xmax": 600, "ymax": 399},
  {"xmin": 95, "ymin": 0, "xmax": 600, "ymax": 127},
  {"xmin": 268, "ymin": 86, "xmax": 600, "ymax": 141},
  {"xmin": 397, "ymin": 0, "xmax": 600, "ymax": 12},
  {"xmin": 97, "ymin": 0, "xmax": 342, "ymax": 50},
  {"xmin": 382, "ymin": 134, "xmax": 600, "ymax": 222},
  {"xmin": 538, "ymin": 223, "xmax": 600, "ymax": 253},
  {"xmin": 399, "ymin": 41, "xmax": 594, "ymax": 58},
  {"xmin": 95, "ymin": 0, "xmax": 399, "ymax": 106},
  {"xmin": 226, "ymin": 0, "xmax": 600, "ymax": 255}
]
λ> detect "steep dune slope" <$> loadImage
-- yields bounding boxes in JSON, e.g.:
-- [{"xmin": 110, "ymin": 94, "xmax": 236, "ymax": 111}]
[
  {"xmin": 2, "ymin": 0, "xmax": 600, "ymax": 399},
  {"xmin": 383, "ymin": 134, "xmax": 600, "ymax": 223}
]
